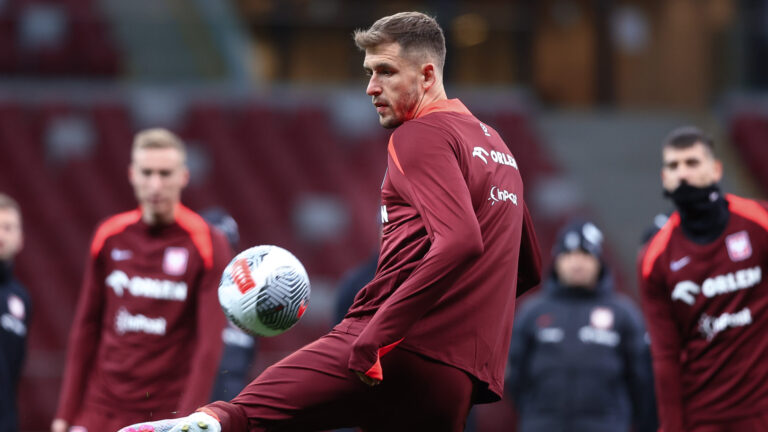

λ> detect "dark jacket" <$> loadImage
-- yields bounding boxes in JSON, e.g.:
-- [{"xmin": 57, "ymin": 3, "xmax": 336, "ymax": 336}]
[
  {"xmin": 507, "ymin": 269, "xmax": 657, "ymax": 432},
  {"xmin": 0, "ymin": 261, "xmax": 31, "ymax": 432}
]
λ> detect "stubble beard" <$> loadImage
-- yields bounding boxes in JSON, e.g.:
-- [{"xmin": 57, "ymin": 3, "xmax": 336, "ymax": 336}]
[{"xmin": 379, "ymin": 88, "xmax": 421, "ymax": 129}]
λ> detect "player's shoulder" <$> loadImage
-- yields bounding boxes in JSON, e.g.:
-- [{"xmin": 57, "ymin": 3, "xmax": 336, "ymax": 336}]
[
  {"xmin": 639, "ymin": 212, "xmax": 682, "ymax": 280},
  {"xmin": 387, "ymin": 121, "xmax": 456, "ymax": 175},
  {"xmin": 175, "ymin": 205, "xmax": 211, "ymax": 235},
  {"xmin": 90, "ymin": 209, "xmax": 142, "ymax": 257},
  {"xmin": 6, "ymin": 276, "xmax": 31, "ymax": 302},
  {"xmin": 392, "ymin": 116, "xmax": 451, "ymax": 143},
  {"xmin": 175, "ymin": 205, "xmax": 222, "ymax": 269},
  {"xmin": 726, "ymin": 194, "xmax": 768, "ymax": 232}
]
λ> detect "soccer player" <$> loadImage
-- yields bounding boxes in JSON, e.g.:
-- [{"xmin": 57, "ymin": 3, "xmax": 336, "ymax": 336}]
[
  {"xmin": 0, "ymin": 193, "xmax": 31, "ymax": 432},
  {"xmin": 119, "ymin": 11, "xmax": 541, "ymax": 432},
  {"xmin": 640, "ymin": 126, "xmax": 768, "ymax": 431},
  {"xmin": 507, "ymin": 220, "xmax": 656, "ymax": 432},
  {"xmin": 51, "ymin": 129, "xmax": 231, "ymax": 432}
]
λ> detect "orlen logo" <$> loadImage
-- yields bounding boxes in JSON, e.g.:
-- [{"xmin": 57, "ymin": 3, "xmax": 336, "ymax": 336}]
[
  {"xmin": 106, "ymin": 270, "xmax": 188, "ymax": 301},
  {"xmin": 489, "ymin": 186, "xmax": 518, "ymax": 206},
  {"xmin": 472, "ymin": 146, "xmax": 518, "ymax": 169},
  {"xmin": 671, "ymin": 266, "xmax": 762, "ymax": 305}
]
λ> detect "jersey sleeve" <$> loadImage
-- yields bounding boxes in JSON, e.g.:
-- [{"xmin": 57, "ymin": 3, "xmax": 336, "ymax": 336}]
[
  {"xmin": 516, "ymin": 203, "xmax": 542, "ymax": 296},
  {"xmin": 348, "ymin": 122, "xmax": 484, "ymax": 380},
  {"xmin": 638, "ymin": 249, "xmax": 685, "ymax": 432},
  {"xmin": 176, "ymin": 229, "xmax": 231, "ymax": 412},
  {"xmin": 55, "ymin": 237, "xmax": 107, "ymax": 422}
]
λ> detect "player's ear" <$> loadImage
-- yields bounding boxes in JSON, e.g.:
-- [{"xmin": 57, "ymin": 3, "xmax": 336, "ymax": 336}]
[
  {"xmin": 422, "ymin": 63, "xmax": 436, "ymax": 90},
  {"xmin": 713, "ymin": 158, "xmax": 724, "ymax": 183},
  {"xmin": 180, "ymin": 166, "xmax": 190, "ymax": 188},
  {"xmin": 128, "ymin": 163, "xmax": 136, "ymax": 185},
  {"xmin": 14, "ymin": 211, "xmax": 23, "ymax": 254}
]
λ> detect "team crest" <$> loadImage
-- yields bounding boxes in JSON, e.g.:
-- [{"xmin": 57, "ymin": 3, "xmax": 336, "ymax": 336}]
[
  {"xmin": 163, "ymin": 247, "xmax": 189, "ymax": 276},
  {"xmin": 8, "ymin": 294, "xmax": 24, "ymax": 320},
  {"xmin": 590, "ymin": 307, "xmax": 614, "ymax": 330},
  {"xmin": 726, "ymin": 231, "xmax": 752, "ymax": 262}
]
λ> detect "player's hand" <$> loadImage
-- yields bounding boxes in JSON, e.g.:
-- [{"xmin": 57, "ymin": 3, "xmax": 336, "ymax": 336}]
[
  {"xmin": 355, "ymin": 370, "xmax": 382, "ymax": 386},
  {"xmin": 51, "ymin": 418, "xmax": 68, "ymax": 432},
  {"xmin": 117, "ymin": 412, "xmax": 221, "ymax": 432}
]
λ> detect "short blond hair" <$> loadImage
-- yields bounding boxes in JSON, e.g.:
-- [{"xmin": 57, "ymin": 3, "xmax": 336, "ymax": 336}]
[
  {"xmin": 132, "ymin": 128, "xmax": 186, "ymax": 161},
  {"xmin": 353, "ymin": 11, "xmax": 446, "ymax": 73}
]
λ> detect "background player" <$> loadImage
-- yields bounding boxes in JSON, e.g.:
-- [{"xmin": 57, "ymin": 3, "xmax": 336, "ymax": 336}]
[
  {"xmin": 0, "ymin": 193, "xmax": 31, "ymax": 432},
  {"xmin": 508, "ymin": 220, "xmax": 656, "ymax": 432},
  {"xmin": 51, "ymin": 129, "xmax": 231, "ymax": 432},
  {"xmin": 640, "ymin": 126, "xmax": 768, "ymax": 431},
  {"xmin": 200, "ymin": 207, "xmax": 258, "ymax": 402},
  {"xmin": 119, "ymin": 11, "xmax": 541, "ymax": 432}
]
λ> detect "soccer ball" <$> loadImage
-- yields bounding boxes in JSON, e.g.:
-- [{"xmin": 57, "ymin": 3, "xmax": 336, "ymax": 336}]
[{"xmin": 218, "ymin": 245, "xmax": 310, "ymax": 337}]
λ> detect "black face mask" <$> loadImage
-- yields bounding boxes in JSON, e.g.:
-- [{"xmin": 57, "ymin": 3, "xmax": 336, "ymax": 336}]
[{"xmin": 664, "ymin": 182, "xmax": 729, "ymax": 244}]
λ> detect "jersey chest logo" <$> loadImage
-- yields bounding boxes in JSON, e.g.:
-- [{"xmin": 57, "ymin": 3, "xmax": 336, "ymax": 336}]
[
  {"xmin": 590, "ymin": 307, "xmax": 614, "ymax": 330},
  {"xmin": 726, "ymin": 231, "xmax": 752, "ymax": 262},
  {"xmin": 472, "ymin": 146, "xmax": 518, "ymax": 169},
  {"xmin": 163, "ymin": 247, "xmax": 189, "ymax": 276},
  {"xmin": 1, "ymin": 294, "xmax": 26, "ymax": 337},
  {"xmin": 8, "ymin": 294, "xmax": 25, "ymax": 320},
  {"xmin": 671, "ymin": 266, "xmax": 762, "ymax": 305},
  {"xmin": 488, "ymin": 185, "xmax": 518, "ymax": 206}
]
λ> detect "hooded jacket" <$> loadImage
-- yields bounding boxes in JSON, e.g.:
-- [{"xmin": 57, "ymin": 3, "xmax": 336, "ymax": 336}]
[{"xmin": 507, "ymin": 267, "xmax": 657, "ymax": 432}]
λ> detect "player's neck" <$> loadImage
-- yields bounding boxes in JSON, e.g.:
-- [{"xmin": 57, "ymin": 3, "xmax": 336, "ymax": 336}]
[
  {"xmin": 425, "ymin": 86, "xmax": 447, "ymax": 106},
  {"xmin": 141, "ymin": 207, "xmax": 177, "ymax": 226},
  {"xmin": 413, "ymin": 86, "xmax": 447, "ymax": 117}
]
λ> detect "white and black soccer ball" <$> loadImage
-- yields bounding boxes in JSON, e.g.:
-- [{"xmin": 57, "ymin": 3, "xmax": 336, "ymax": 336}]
[{"xmin": 218, "ymin": 245, "xmax": 310, "ymax": 337}]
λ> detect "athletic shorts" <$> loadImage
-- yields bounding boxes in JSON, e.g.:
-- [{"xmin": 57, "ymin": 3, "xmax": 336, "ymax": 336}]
[{"xmin": 203, "ymin": 324, "xmax": 475, "ymax": 432}]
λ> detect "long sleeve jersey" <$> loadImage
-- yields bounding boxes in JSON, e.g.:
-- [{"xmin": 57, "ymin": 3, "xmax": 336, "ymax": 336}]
[
  {"xmin": 56, "ymin": 205, "xmax": 230, "ymax": 421},
  {"xmin": 343, "ymin": 99, "xmax": 542, "ymax": 403},
  {"xmin": 640, "ymin": 194, "xmax": 768, "ymax": 431}
]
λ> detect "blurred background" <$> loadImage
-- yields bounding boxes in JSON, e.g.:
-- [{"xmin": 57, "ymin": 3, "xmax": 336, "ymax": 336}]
[{"xmin": 2, "ymin": 0, "xmax": 768, "ymax": 430}]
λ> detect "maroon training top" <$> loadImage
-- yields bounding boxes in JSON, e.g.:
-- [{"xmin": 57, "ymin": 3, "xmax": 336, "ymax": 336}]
[
  {"xmin": 56, "ymin": 205, "xmax": 231, "ymax": 421},
  {"xmin": 640, "ymin": 194, "xmax": 768, "ymax": 431},
  {"xmin": 343, "ymin": 99, "xmax": 542, "ymax": 403}
]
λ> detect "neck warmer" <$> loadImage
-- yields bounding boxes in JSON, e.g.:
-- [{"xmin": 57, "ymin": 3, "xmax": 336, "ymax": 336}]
[{"xmin": 665, "ymin": 182, "xmax": 729, "ymax": 244}]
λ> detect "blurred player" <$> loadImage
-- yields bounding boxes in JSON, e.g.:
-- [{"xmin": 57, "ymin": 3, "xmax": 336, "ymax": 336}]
[
  {"xmin": 334, "ymin": 251, "xmax": 377, "ymax": 324},
  {"xmin": 51, "ymin": 129, "xmax": 231, "ymax": 432},
  {"xmin": 0, "ymin": 193, "xmax": 31, "ymax": 432},
  {"xmin": 640, "ymin": 126, "xmax": 768, "ymax": 431},
  {"xmin": 199, "ymin": 207, "xmax": 257, "ymax": 402},
  {"xmin": 119, "ymin": 12, "xmax": 541, "ymax": 432},
  {"xmin": 508, "ymin": 220, "xmax": 656, "ymax": 432}
]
